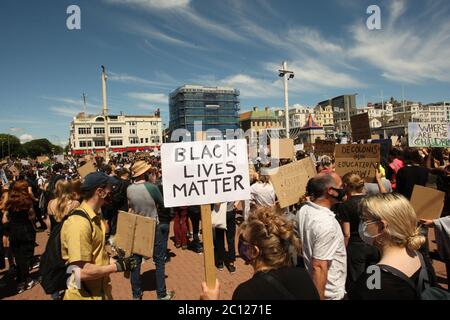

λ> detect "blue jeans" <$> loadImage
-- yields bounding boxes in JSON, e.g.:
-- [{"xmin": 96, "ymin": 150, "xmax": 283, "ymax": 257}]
[
  {"xmin": 154, "ymin": 223, "xmax": 170, "ymax": 299},
  {"xmin": 130, "ymin": 254, "xmax": 143, "ymax": 299}
]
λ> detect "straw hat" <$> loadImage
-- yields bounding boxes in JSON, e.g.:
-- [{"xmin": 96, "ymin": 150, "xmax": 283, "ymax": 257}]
[{"xmin": 131, "ymin": 160, "xmax": 152, "ymax": 178}]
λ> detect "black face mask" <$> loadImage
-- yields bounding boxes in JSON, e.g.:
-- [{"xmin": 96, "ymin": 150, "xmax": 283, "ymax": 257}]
[{"xmin": 330, "ymin": 187, "xmax": 346, "ymax": 202}]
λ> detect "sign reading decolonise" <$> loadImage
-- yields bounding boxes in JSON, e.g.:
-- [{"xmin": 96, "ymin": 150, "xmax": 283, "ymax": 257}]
[
  {"xmin": 161, "ymin": 140, "xmax": 251, "ymax": 208},
  {"xmin": 335, "ymin": 144, "xmax": 381, "ymax": 182},
  {"xmin": 408, "ymin": 122, "xmax": 450, "ymax": 147}
]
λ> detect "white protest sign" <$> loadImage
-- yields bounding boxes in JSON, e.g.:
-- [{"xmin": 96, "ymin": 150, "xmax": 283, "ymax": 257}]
[
  {"xmin": 161, "ymin": 140, "xmax": 251, "ymax": 208},
  {"xmin": 408, "ymin": 122, "xmax": 450, "ymax": 148}
]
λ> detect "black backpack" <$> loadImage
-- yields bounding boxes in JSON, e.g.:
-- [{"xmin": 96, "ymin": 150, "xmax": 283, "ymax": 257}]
[{"xmin": 40, "ymin": 210, "xmax": 92, "ymax": 294}]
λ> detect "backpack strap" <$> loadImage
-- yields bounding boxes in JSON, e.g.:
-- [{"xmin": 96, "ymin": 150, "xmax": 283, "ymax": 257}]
[{"xmin": 258, "ymin": 272, "xmax": 296, "ymax": 300}]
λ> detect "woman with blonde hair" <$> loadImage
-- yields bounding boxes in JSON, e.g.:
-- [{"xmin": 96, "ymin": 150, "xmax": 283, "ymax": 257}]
[
  {"xmin": 250, "ymin": 168, "xmax": 275, "ymax": 209},
  {"xmin": 46, "ymin": 179, "xmax": 81, "ymax": 231},
  {"xmin": 201, "ymin": 207, "xmax": 319, "ymax": 300},
  {"xmin": 348, "ymin": 193, "xmax": 429, "ymax": 300}
]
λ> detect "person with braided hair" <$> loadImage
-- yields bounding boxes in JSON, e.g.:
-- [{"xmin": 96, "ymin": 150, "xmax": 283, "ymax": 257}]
[
  {"xmin": 348, "ymin": 193, "xmax": 432, "ymax": 300},
  {"xmin": 200, "ymin": 206, "xmax": 319, "ymax": 300}
]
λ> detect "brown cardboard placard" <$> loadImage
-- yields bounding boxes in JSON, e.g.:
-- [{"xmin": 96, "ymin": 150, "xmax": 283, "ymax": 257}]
[
  {"xmin": 335, "ymin": 144, "xmax": 380, "ymax": 182},
  {"xmin": 37, "ymin": 156, "xmax": 50, "ymax": 164},
  {"xmin": 351, "ymin": 113, "xmax": 371, "ymax": 141},
  {"xmin": 271, "ymin": 139, "xmax": 295, "ymax": 159},
  {"xmin": 314, "ymin": 140, "xmax": 336, "ymax": 156},
  {"xmin": 115, "ymin": 211, "xmax": 156, "ymax": 258},
  {"xmin": 371, "ymin": 134, "xmax": 380, "ymax": 140},
  {"xmin": 269, "ymin": 157, "xmax": 317, "ymax": 208},
  {"xmin": 77, "ymin": 160, "xmax": 96, "ymax": 179},
  {"xmin": 8, "ymin": 165, "xmax": 20, "ymax": 177},
  {"xmin": 410, "ymin": 185, "xmax": 445, "ymax": 220}
]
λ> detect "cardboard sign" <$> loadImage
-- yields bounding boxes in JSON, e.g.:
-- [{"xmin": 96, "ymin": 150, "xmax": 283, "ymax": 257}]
[
  {"xmin": 8, "ymin": 165, "xmax": 20, "ymax": 177},
  {"xmin": 408, "ymin": 123, "xmax": 450, "ymax": 148},
  {"xmin": 115, "ymin": 211, "xmax": 156, "ymax": 258},
  {"xmin": 55, "ymin": 155, "xmax": 65, "ymax": 163},
  {"xmin": 161, "ymin": 139, "xmax": 251, "ymax": 208},
  {"xmin": 391, "ymin": 136, "xmax": 399, "ymax": 146},
  {"xmin": 37, "ymin": 156, "xmax": 50, "ymax": 164},
  {"xmin": 294, "ymin": 144, "xmax": 304, "ymax": 152},
  {"xmin": 77, "ymin": 160, "xmax": 96, "ymax": 179},
  {"xmin": 314, "ymin": 140, "xmax": 336, "ymax": 156},
  {"xmin": 268, "ymin": 157, "xmax": 317, "ymax": 208},
  {"xmin": 351, "ymin": 113, "xmax": 371, "ymax": 141},
  {"xmin": 271, "ymin": 139, "xmax": 294, "ymax": 159},
  {"xmin": 410, "ymin": 185, "xmax": 445, "ymax": 220},
  {"xmin": 21, "ymin": 160, "xmax": 30, "ymax": 166},
  {"xmin": 335, "ymin": 144, "xmax": 380, "ymax": 182}
]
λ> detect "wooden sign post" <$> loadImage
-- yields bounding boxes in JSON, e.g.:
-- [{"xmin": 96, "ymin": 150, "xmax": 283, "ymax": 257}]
[{"xmin": 200, "ymin": 205, "xmax": 216, "ymax": 289}]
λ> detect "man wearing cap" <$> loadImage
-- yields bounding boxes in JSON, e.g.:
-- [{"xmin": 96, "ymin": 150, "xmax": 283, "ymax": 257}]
[
  {"xmin": 61, "ymin": 172, "xmax": 137, "ymax": 300},
  {"xmin": 127, "ymin": 161, "xmax": 175, "ymax": 300}
]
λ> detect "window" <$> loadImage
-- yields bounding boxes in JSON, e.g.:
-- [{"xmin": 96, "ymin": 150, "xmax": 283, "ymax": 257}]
[
  {"xmin": 130, "ymin": 138, "xmax": 139, "ymax": 144},
  {"xmin": 94, "ymin": 140, "xmax": 105, "ymax": 147},
  {"xmin": 94, "ymin": 127, "xmax": 105, "ymax": 135},
  {"xmin": 145, "ymin": 138, "xmax": 149, "ymax": 143},
  {"xmin": 78, "ymin": 128, "xmax": 91, "ymax": 135},
  {"xmin": 110, "ymin": 127, "xmax": 122, "ymax": 134},
  {"xmin": 110, "ymin": 140, "xmax": 123, "ymax": 146},
  {"xmin": 141, "ymin": 138, "xmax": 144, "ymax": 144},
  {"xmin": 129, "ymin": 121, "xmax": 137, "ymax": 126},
  {"xmin": 130, "ymin": 129, "xmax": 136, "ymax": 135},
  {"xmin": 79, "ymin": 141, "xmax": 92, "ymax": 148}
]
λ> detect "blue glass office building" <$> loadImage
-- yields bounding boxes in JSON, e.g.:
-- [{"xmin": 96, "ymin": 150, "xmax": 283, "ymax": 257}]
[{"xmin": 169, "ymin": 85, "xmax": 240, "ymax": 136}]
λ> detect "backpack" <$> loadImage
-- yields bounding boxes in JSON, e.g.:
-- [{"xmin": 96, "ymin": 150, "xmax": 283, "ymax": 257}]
[
  {"xmin": 379, "ymin": 253, "xmax": 450, "ymax": 300},
  {"xmin": 40, "ymin": 209, "xmax": 92, "ymax": 294}
]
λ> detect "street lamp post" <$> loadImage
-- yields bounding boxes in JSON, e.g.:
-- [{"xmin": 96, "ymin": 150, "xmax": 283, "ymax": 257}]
[{"xmin": 278, "ymin": 61, "xmax": 295, "ymax": 139}]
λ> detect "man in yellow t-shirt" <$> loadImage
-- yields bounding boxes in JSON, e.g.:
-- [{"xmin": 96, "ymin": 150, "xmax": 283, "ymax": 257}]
[{"xmin": 61, "ymin": 172, "xmax": 137, "ymax": 300}]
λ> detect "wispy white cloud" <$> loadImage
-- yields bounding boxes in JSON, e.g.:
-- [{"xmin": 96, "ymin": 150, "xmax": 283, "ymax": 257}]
[
  {"xmin": 128, "ymin": 92, "xmax": 168, "ymax": 104},
  {"xmin": 49, "ymin": 107, "xmax": 81, "ymax": 118},
  {"xmin": 103, "ymin": 0, "xmax": 190, "ymax": 10},
  {"xmin": 108, "ymin": 71, "xmax": 176, "ymax": 88},
  {"xmin": 0, "ymin": 119, "xmax": 41, "ymax": 124},
  {"xmin": 19, "ymin": 134, "xmax": 33, "ymax": 143},
  {"xmin": 41, "ymin": 96, "xmax": 100, "ymax": 110},
  {"xmin": 349, "ymin": 0, "xmax": 450, "ymax": 83},
  {"xmin": 217, "ymin": 74, "xmax": 282, "ymax": 99}
]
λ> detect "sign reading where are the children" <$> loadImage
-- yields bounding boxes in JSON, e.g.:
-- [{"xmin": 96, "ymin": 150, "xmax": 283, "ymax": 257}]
[
  {"xmin": 408, "ymin": 122, "xmax": 450, "ymax": 148},
  {"xmin": 161, "ymin": 140, "xmax": 251, "ymax": 208}
]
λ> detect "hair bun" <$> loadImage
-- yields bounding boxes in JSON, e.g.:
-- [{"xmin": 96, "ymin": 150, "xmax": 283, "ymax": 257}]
[{"xmin": 406, "ymin": 229, "xmax": 426, "ymax": 251}]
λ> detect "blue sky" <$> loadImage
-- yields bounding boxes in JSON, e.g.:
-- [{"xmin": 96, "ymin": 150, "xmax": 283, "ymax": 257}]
[{"xmin": 1, "ymin": 0, "xmax": 450, "ymax": 146}]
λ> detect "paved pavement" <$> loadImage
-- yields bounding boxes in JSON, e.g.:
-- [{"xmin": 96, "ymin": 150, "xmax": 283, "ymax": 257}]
[{"xmin": 0, "ymin": 223, "xmax": 447, "ymax": 300}]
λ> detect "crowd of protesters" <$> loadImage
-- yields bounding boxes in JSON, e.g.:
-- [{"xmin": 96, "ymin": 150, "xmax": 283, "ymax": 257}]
[{"xmin": 0, "ymin": 143, "xmax": 449, "ymax": 300}]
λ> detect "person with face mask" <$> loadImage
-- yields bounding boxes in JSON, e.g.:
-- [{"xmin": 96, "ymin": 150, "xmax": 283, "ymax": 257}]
[
  {"xmin": 335, "ymin": 170, "xmax": 386, "ymax": 291},
  {"xmin": 61, "ymin": 172, "xmax": 137, "ymax": 300},
  {"xmin": 200, "ymin": 207, "xmax": 319, "ymax": 300},
  {"xmin": 295, "ymin": 172, "xmax": 347, "ymax": 300},
  {"xmin": 348, "ymin": 193, "xmax": 428, "ymax": 300}
]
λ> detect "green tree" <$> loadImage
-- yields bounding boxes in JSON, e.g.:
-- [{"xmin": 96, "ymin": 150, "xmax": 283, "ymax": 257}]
[
  {"xmin": 0, "ymin": 134, "xmax": 21, "ymax": 157},
  {"xmin": 22, "ymin": 139, "xmax": 61, "ymax": 158}
]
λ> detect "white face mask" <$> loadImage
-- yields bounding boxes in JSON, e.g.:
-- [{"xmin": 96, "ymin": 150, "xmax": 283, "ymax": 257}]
[{"xmin": 358, "ymin": 221, "xmax": 382, "ymax": 246}]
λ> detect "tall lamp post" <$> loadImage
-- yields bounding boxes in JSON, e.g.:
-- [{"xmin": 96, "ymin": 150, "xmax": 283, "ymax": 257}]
[{"xmin": 278, "ymin": 61, "xmax": 295, "ymax": 139}]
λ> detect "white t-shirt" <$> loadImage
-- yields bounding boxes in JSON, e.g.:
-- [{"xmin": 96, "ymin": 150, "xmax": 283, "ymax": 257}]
[
  {"xmin": 250, "ymin": 182, "xmax": 276, "ymax": 208},
  {"xmin": 296, "ymin": 201, "xmax": 347, "ymax": 300}
]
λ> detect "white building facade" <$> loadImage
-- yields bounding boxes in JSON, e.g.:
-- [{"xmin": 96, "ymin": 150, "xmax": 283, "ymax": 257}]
[{"xmin": 69, "ymin": 112, "xmax": 163, "ymax": 155}]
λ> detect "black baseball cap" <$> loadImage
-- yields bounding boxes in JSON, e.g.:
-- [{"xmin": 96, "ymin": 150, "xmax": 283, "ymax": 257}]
[{"xmin": 81, "ymin": 172, "xmax": 116, "ymax": 192}]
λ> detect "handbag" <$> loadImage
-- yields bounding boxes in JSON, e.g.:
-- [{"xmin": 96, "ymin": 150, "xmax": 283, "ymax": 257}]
[{"xmin": 211, "ymin": 203, "xmax": 227, "ymax": 230}]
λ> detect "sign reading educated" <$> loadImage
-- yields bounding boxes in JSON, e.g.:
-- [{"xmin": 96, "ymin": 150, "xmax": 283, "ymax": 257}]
[
  {"xmin": 335, "ymin": 144, "xmax": 380, "ymax": 182},
  {"xmin": 161, "ymin": 139, "xmax": 251, "ymax": 208},
  {"xmin": 408, "ymin": 122, "xmax": 450, "ymax": 148},
  {"xmin": 351, "ymin": 113, "xmax": 371, "ymax": 141},
  {"xmin": 268, "ymin": 157, "xmax": 317, "ymax": 208}
]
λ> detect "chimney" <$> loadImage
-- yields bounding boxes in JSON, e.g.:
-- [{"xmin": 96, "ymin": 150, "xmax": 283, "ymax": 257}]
[
  {"xmin": 253, "ymin": 107, "xmax": 258, "ymax": 112},
  {"xmin": 101, "ymin": 66, "xmax": 108, "ymax": 116}
]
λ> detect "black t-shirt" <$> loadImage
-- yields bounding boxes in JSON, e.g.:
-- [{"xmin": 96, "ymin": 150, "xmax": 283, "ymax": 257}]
[
  {"xmin": 232, "ymin": 267, "xmax": 320, "ymax": 300},
  {"xmin": 348, "ymin": 267, "xmax": 421, "ymax": 300},
  {"xmin": 396, "ymin": 165, "xmax": 429, "ymax": 199},
  {"xmin": 336, "ymin": 195, "xmax": 365, "ymax": 241}
]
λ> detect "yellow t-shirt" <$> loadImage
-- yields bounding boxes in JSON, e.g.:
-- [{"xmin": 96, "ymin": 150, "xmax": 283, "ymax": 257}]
[{"xmin": 61, "ymin": 201, "xmax": 112, "ymax": 300}]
